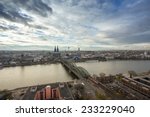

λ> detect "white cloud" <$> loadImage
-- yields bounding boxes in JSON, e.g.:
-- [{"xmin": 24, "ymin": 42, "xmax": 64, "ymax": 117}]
[{"xmin": 0, "ymin": 0, "xmax": 150, "ymax": 50}]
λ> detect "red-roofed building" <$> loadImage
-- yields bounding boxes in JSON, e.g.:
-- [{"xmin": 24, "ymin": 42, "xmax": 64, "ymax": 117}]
[{"xmin": 34, "ymin": 85, "xmax": 62, "ymax": 100}]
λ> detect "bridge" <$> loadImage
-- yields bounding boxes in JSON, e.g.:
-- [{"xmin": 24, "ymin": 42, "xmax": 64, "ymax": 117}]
[{"xmin": 61, "ymin": 60, "xmax": 90, "ymax": 79}]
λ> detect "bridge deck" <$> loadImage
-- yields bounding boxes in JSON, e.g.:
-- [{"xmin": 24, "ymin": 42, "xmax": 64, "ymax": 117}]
[{"xmin": 61, "ymin": 61, "xmax": 83, "ymax": 79}]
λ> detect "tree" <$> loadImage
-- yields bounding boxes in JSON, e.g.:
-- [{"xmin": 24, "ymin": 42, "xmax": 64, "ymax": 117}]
[{"xmin": 95, "ymin": 91, "xmax": 107, "ymax": 100}]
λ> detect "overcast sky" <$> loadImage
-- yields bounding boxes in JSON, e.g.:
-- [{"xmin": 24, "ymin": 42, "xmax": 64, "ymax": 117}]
[{"xmin": 0, "ymin": 0, "xmax": 150, "ymax": 50}]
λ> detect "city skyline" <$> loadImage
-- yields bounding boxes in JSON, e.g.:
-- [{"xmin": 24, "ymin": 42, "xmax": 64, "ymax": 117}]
[{"xmin": 0, "ymin": 0, "xmax": 150, "ymax": 50}]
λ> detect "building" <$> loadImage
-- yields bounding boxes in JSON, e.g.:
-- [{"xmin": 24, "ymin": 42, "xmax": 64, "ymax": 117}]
[
  {"xmin": 0, "ymin": 62, "xmax": 3, "ymax": 69},
  {"xmin": 121, "ymin": 76, "xmax": 150, "ymax": 98},
  {"xmin": 53, "ymin": 46, "xmax": 61, "ymax": 58},
  {"xmin": 34, "ymin": 85, "xmax": 62, "ymax": 100}
]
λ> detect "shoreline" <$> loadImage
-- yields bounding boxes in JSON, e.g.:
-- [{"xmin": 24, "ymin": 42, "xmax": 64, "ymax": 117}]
[{"xmin": 1, "ymin": 59, "xmax": 150, "ymax": 69}]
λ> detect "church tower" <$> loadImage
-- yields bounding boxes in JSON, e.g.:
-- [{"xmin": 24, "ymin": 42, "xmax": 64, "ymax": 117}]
[
  {"xmin": 54, "ymin": 46, "xmax": 56, "ymax": 52},
  {"xmin": 56, "ymin": 46, "xmax": 59, "ymax": 52},
  {"xmin": 53, "ymin": 45, "xmax": 61, "ymax": 58}
]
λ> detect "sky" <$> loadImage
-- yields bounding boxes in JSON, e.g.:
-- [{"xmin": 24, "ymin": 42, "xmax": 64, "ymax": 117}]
[{"xmin": 0, "ymin": 0, "xmax": 150, "ymax": 50}]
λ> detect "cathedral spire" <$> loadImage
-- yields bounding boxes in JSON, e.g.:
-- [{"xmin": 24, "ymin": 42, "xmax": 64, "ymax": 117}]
[
  {"xmin": 57, "ymin": 46, "xmax": 59, "ymax": 52},
  {"xmin": 54, "ymin": 46, "xmax": 56, "ymax": 52}
]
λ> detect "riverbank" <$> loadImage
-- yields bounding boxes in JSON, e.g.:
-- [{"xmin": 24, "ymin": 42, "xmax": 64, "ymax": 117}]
[
  {"xmin": 0, "ymin": 61, "xmax": 60, "ymax": 70},
  {"xmin": 1, "ymin": 59, "xmax": 150, "ymax": 70}
]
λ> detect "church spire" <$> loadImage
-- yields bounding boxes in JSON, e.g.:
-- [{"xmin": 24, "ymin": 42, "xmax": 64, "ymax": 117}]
[
  {"xmin": 54, "ymin": 46, "xmax": 56, "ymax": 52},
  {"xmin": 57, "ymin": 46, "xmax": 59, "ymax": 52}
]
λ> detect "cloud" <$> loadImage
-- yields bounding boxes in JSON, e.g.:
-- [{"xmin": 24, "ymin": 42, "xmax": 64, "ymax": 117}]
[
  {"xmin": 0, "ymin": 2, "xmax": 32, "ymax": 24},
  {"xmin": 15, "ymin": 0, "xmax": 53, "ymax": 16},
  {"xmin": 0, "ymin": 0, "xmax": 150, "ymax": 50}
]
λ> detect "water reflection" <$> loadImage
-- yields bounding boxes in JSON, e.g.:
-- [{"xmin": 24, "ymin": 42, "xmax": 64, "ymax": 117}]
[{"xmin": 0, "ymin": 64, "xmax": 72, "ymax": 90}]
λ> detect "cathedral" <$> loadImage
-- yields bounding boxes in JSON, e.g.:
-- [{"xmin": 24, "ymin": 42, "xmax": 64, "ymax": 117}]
[
  {"xmin": 53, "ymin": 46, "xmax": 61, "ymax": 58},
  {"xmin": 54, "ymin": 46, "xmax": 59, "ymax": 52}
]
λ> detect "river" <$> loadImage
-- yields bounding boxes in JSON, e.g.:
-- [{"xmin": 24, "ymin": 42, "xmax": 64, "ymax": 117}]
[
  {"xmin": 0, "ymin": 64, "xmax": 72, "ymax": 90},
  {"xmin": 76, "ymin": 60, "xmax": 150, "ymax": 75},
  {"xmin": 0, "ymin": 60, "xmax": 150, "ymax": 90}
]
